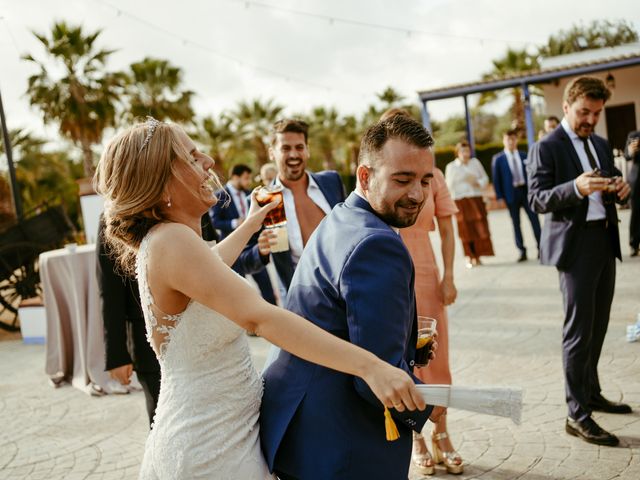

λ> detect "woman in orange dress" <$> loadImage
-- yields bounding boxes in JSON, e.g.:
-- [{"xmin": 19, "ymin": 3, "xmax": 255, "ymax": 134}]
[
  {"xmin": 444, "ymin": 141, "xmax": 494, "ymax": 268},
  {"xmin": 400, "ymin": 167, "xmax": 463, "ymax": 475}
]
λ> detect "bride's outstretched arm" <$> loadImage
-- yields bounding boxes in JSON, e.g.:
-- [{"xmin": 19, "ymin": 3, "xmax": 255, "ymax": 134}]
[
  {"xmin": 214, "ymin": 190, "xmax": 277, "ymax": 267},
  {"xmin": 151, "ymin": 223, "xmax": 427, "ymax": 414}
]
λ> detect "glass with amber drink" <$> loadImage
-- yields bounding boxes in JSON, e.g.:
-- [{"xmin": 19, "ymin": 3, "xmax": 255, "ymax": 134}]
[
  {"xmin": 415, "ymin": 316, "xmax": 437, "ymax": 367},
  {"xmin": 255, "ymin": 185, "xmax": 289, "ymax": 253}
]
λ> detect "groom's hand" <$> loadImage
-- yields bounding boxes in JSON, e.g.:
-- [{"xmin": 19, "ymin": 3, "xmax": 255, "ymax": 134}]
[{"xmin": 365, "ymin": 362, "xmax": 426, "ymax": 413}]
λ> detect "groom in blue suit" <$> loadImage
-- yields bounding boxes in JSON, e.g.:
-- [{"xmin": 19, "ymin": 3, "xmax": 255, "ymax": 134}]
[
  {"xmin": 492, "ymin": 129, "xmax": 541, "ymax": 261},
  {"xmin": 261, "ymin": 115, "xmax": 441, "ymax": 479}
]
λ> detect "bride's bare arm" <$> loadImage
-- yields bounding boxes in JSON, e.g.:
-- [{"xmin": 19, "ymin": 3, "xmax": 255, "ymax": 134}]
[
  {"xmin": 150, "ymin": 224, "xmax": 426, "ymax": 412},
  {"xmin": 214, "ymin": 190, "xmax": 277, "ymax": 267}
]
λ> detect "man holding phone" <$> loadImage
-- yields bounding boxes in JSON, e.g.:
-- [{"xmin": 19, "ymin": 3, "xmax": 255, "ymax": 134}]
[{"xmin": 528, "ymin": 76, "xmax": 632, "ymax": 446}]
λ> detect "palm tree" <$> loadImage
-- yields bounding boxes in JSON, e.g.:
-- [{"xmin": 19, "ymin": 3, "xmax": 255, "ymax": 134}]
[
  {"xmin": 539, "ymin": 20, "xmax": 638, "ymax": 57},
  {"xmin": 16, "ymin": 143, "xmax": 83, "ymax": 225},
  {"xmin": 340, "ymin": 115, "xmax": 363, "ymax": 176},
  {"xmin": 124, "ymin": 57, "xmax": 195, "ymax": 124},
  {"xmin": 0, "ymin": 128, "xmax": 44, "ymax": 156},
  {"xmin": 376, "ymin": 86, "xmax": 405, "ymax": 110},
  {"xmin": 1, "ymin": 128, "xmax": 47, "ymax": 222},
  {"xmin": 0, "ymin": 128, "xmax": 83, "ymax": 226},
  {"xmin": 477, "ymin": 48, "xmax": 541, "ymax": 132},
  {"xmin": 23, "ymin": 22, "xmax": 124, "ymax": 177},
  {"xmin": 0, "ymin": 174, "xmax": 14, "ymax": 229},
  {"xmin": 306, "ymin": 106, "xmax": 341, "ymax": 171},
  {"xmin": 196, "ymin": 113, "xmax": 241, "ymax": 176},
  {"xmin": 231, "ymin": 98, "xmax": 284, "ymax": 167}
]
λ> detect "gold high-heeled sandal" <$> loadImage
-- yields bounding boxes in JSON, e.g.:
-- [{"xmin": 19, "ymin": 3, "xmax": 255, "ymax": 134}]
[
  {"xmin": 432, "ymin": 431, "xmax": 463, "ymax": 474},
  {"xmin": 412, "ymin": 432, "xmax": 435, "ymax": 475}
]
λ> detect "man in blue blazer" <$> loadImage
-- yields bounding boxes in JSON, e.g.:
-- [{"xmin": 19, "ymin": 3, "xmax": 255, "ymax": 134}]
[
  {"xmin": 528, "ymin": 77, "xmax": 631, "ymax": 447},
  {"xmin": 210, "ymin": 164, "xmax": 276, "ymax": 305},
  {"xmin": 492, "ymin": 129, "xmax": 541, "ymax": 261},
  {"xmin": 241, "ymin": 119, "xmax": 346, "ymax": 296},
  {"xmin": 261, "ymin": 115, "xmax": 442, "ymax": 479}
]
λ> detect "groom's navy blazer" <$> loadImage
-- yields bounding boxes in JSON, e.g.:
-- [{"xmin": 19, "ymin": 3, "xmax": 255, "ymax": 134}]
[{"xmin": 260, "ymin": 193, "xmax": 432, "ymax": 480}]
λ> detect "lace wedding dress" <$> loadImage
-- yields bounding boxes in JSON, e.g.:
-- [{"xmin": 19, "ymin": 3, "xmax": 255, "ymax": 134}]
[{"xmin": 136, "ymin": 232, "xmax": 272, "ymax": 479}]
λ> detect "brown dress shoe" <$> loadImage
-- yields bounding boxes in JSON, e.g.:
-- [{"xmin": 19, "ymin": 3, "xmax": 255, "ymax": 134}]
[
  {"xmin": 566, "ymin": 417, "xmax": 619, "ymax": 446},
  {"xmin": 589, "ymin": 395, "xmax": 632, "ymax": 414}
]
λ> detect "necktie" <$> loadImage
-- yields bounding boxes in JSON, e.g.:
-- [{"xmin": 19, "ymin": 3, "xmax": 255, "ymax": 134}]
[
  {"xmin": 510, "ymin": 152, "xmax": 523, "ymax": 185},
  {"xmin": 580, "ymin": 137, "xmax": 599, "ymax": 170},
  {"xmin": 236, "ymin": 191, "xmax": 246, "ymax": 217}
]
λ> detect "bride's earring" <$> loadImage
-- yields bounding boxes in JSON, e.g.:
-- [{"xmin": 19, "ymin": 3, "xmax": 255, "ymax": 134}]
[{"xmin": 167, "ymin": 197, "xmax": 172, "ymax": 208}]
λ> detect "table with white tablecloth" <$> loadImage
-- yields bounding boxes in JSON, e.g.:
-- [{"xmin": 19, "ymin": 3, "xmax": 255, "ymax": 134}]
[{"xmin": 40, "ymin": 244, "xmax": 132, "ymax": 395}]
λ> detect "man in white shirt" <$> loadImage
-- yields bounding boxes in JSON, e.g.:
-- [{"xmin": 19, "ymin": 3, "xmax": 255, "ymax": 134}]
[
  {"xmin": 246, "ymin": 119, "xmax": 346, "ymax": 295},
  {"xmin": 492, "ymin": 129, "xmax": 541, "ymax": 261},
  {"xmin": 528, "ymin": 76, "xmax": 631, "ymax": 447}
]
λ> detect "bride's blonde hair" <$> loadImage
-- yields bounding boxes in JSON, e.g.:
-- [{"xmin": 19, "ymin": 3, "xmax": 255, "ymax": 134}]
[{"xmin": 94, "ymin": 119, "xmax": 222, "ymax": 275}]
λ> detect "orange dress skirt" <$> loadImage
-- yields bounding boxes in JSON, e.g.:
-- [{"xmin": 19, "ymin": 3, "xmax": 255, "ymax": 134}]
[
  {"xmin": 454, "ymin": 196, "xmax": 494, "ymax": 258},
  {"xmin": 400, "ymin": 169, "xmax": 458, "ymax": 385}
]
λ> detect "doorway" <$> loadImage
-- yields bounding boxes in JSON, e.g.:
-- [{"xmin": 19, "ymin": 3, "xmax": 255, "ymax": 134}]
[{"xmin": 605, "ymin": 103, "xmax": 636, "ymax": 151}]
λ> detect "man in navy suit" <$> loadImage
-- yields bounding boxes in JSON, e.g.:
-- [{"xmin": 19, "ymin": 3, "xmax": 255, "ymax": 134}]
[
  {"xmin": 261, "ymin": 115, "xmax": 442, "ymax": 479},
  {"xmin": 492, "ymin": 129, "xmax": 541, "ymax": 261},
  {"xmin": 528, "ymin": 76, "xmax": 632, "ymax": 447},
  {"xmin": 96, "ymin": 217, "xmax": 160, "ymax": 427},
  {"xmin": 210, "ymin": 163, "xmax": 277, "ymax": 305},
  {"xmin": 242, "ymin": 119, "xmax": 346, "ymax": 296}
]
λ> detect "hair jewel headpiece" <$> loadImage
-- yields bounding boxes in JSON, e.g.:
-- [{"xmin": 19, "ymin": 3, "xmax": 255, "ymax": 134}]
[{"xmin": 138, "ymin": 116, "xmax": 161, "ymax": 155}]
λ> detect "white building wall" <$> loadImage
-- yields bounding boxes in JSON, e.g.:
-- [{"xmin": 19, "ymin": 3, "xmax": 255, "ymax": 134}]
[{"xmin": 541, "ymin": 65, "xmax": 640, "ymax": 138}]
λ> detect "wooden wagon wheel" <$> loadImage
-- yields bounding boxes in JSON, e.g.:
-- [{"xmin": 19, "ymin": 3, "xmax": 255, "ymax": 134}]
[{"xmin": 0, "ymin": 242, "xmax": 43, "ymax": 331}]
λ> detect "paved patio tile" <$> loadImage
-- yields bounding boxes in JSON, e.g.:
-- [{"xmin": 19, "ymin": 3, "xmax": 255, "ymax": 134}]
[{"xmin": 1, "ymin": 209, "xmax": 638, "ymax": 479}]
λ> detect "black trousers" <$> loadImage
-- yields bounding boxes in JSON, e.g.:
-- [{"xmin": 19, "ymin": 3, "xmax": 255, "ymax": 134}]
[
  {"xmin": 129, "ymin": 321, "xmax": 161, "ymax": 427},
  {"xmin": 136, "ymin": 371, "xmax": 161, "ymax": 427},
  {"xmin": 558, "ymin": 225, "xmax": 616, "ymax": 421},
  {"xmin": 629, "ymin": 175, "xmax": 640, "ymax": 249}
]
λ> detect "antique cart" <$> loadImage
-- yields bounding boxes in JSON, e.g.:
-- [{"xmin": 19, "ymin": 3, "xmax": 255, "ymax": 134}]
[{"xmin": 0, "ymin": 204, "xmax": 75, "ymax": 330}]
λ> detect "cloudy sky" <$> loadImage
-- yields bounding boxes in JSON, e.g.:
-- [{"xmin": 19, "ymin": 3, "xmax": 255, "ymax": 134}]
[{"xmin": 0, "ymin": 0, "xmax": 639, "ymax": 139}]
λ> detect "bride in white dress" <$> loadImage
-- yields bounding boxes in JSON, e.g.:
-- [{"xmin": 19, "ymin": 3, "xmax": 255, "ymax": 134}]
[{"xmin": 95, "ymin": 118, "xmax": 427, "ymax": 479}]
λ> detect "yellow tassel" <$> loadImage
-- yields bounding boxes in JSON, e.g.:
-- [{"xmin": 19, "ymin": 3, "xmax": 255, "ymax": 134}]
[{"xmin": 384, "ymin": 407, "xmax": 400, "ymax": 441}]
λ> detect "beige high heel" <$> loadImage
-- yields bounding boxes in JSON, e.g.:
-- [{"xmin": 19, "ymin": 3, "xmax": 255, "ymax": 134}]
[
  {"xmin": 412, "ymin": 431, "xmax": 435, "ymax": 475},
  {"xmin": 432, "ymin": 431, "xmax": 463, "ymax": 474}
]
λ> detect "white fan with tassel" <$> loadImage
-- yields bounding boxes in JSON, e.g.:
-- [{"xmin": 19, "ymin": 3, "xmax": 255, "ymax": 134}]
[{"xmin": 416, "ymin": 385, "xmax": 523, "ymax": 424}]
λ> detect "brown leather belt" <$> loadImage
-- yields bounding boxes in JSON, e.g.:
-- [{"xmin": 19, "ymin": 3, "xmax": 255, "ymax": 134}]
[{"xmin": 584, "ymin": 219, "xmax": 608, "ymax": 228}]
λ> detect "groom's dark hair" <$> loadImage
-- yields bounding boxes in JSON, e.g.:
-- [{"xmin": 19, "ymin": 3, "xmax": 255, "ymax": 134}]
[{"xmin": 358, "ymin": 115, "xmax": 434, "ymax": 166}]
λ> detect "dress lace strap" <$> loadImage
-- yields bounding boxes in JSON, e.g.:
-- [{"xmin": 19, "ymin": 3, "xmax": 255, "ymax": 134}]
[{"xmin": 136, "ymin": 232, "xmax": 185, "ymax": 359}]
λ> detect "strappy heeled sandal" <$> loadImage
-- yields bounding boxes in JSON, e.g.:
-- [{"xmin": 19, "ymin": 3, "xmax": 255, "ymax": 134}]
[
  {"xmin": 432, "ymin": 431, "xmax": 463, "ymax": 474},
  {"xmin": 412, "ymin": 431, "xmax": 435, "ymax": 475}
]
